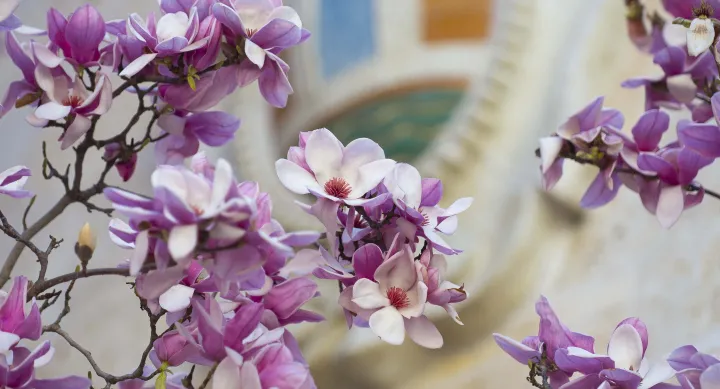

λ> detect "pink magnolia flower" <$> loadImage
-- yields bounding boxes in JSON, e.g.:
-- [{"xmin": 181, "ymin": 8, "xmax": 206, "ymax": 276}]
[
  {"xmin": 556, "ymin": 319, "xmax": 674, "ymax": 389},
  {"xmin": 33, "ymin": 65, "xmax": 112, "ymax": 149},
  {"xmin": 0, "ymin": 341, "xmax": 92, "ymax": 389},
  {"xmin": 213, "ymin": 342, "xmax": 310, "ymax": 389},
  {"xmin": 349, "ymin": 246, "xmax": 443, "ymax": 348},
  {"xmin": 493, "ymin": 296, "xmax": 596, "ymax": 388},
  {"xmin": 155, "ymin": 110, "xmax": 241, "ymax": 165},
  {"xmin": 158, "ymin": 66, "xmax": 238, "ymax": 112},
  {"xmin": 275, "ymin": 128, "xmax": 396, "ymax": 206},
  {"xmin": 416, "ymin": 250, "xmax": 467, "ymax": 325},
  {"xmin": 384, "ymin": 163, "xmax": 472, "ymax": 255},
  {"xmin": 120, "ymin": 7, "xmax": 209, "ymax": 77},
  {"xmin": 45, "ymin": 5, "xmax": 106, "ymax": 67},
  {"xmin": 666, "ymin": 345, "xmax": 720, "ymax": 388},
  {"xmin": 212, "ymin": 0, "xmax": 310, "ymax": 107},
  {"xmin": 0, "ymin": 276, "xmax": 41, "ymax": 357},
  {"xmin": 0, "ymin": 166, "xmax": 31, "ymax": 198}
]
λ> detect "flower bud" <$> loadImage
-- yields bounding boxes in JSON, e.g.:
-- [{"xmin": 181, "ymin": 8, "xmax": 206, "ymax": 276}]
[{"xmin": 74, "ymin": 222, "xmax": 96, "ymax": 268}]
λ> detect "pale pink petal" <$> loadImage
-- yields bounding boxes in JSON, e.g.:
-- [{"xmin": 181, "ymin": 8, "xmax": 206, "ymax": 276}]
[
  {"xmin": 405, "ymin": 316, "xmax": 443, "ymax": 349},
  {"xmin": 60, "ymin": 114, "xmax": 92, "ymax": 150},
  {"xmin": 656, "ymin": 185, "xmax": 684, "ymax": 228},
  {"xmin": 305, "ymin": 128, "xmax": 344, "ymax": 185},
  {"xmin": 384, "ymin": 163, "xmax": 422, "ymax": 209},
  {"xmin": 700, "ymin": 364, "xmax": 720, "ymax": 389},
  {"xmin": 275, "ymin": 159, "xmax": 322, "ymax": 195},
  {"xmin": 277, "ymin": 249, "xmax": 324, "ymax": 278},
  {"xmin": 369, "ymin": 306, "xmax": 405, "ymax": 345},
  {"xmin": 130, "ymin": 230, "xmax": 149, "ymax": 276},
  {"xmin": 207, "ymin": 158, "xmax": 232, "ymax": 213},
  {"xmin": 238, "ymin": 362, "xmax": 262, "ymax": 389},
  {"xmin": 436, "ymin": 215, "xmax": 458, "ymax": 234},
  {"xmin": 350, "ymin": 159, "xmax": 397, "ymax": 199},
  {"xmin": 169, "ymin": 224, "xmax": 198, "ymax": 259},
  {"xmin": 443, "ymin": 197, "xmax": 473, "ymax": 216},
  {"xmin": 398, "ymin": 281, "xmax": 427, "ymax": 318},
  {"xmin": 244, "ymin": 39, "xmax": 266, "ymax": 68},
  {"xmin": 119, "ymin": 53, "xmax": 158, "ymax": 77},
  {"xmin": 352, "ymin": 278, "xmax": 389, "ymax": 309},
  {"xmin": 35, "ymin": 102, "xmax": 70, "ymax": 120},
  {"xmin": 31, "ymin": 42, "xmax": 64, "ymax": 68},
  {"xmin": 0, "ymin": 331, "xmax": 19, "ymax": 354},
  {"xmin": 539, "ymin": 137, "xmax": 564, "ymax": 173},
  {"xmin": 607, "ymin": 324, "xmax": 644, "ymax": 371},
  {"xmin": 341, "ymin": 138, "xmax": 386, "ymax": 190},
  {"xmin": 158, "ymin": 284, "xmax": 195, "ymax": 313},
  {"xmin": 213, "ymin": 356, "xmax": 241, "ymax": 389},
  {"xmin": 639, "ymin": 360, "xmax": 676, "ymax": 388}
]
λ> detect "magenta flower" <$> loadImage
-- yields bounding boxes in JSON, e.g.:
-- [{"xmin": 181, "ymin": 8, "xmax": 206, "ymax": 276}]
[
  {"xmin": 539, "ymin": 97, "xmax": 626, "ymax": 208},
  {"xmin": 120, "ymin": 8, "xmax": 209, "ymax": 77},
  {"xmin": 677, "ymin": 92, "xmax": 720, "ymax": 159},
  {"xmin": 494, "ymin": 296, "xmax": 596, "ymax": 388},
  {"xmin": 158, "ymin": 66, "xmax": 238, "ymax": 112},
  {"xmin": 103, "ymin": 143, "xmax": 138, "ymax": 182},
  {"xmin": 259, "ymin": 277, "xmax": 323, "ymax": 328},
  {"xmin": 0, "ymin": 341, "xmax": 91, "ymax": 389},
  {"xmin": 416, "ymin": 250, "xmax": 467, "ymax": 325},
  {"xmin": 46, "ymin": 5, "xmax": 106, "ymax": 67},
  {"xmin": 275, "ymin": 128, "xmax": 396, "ymax": 206},
  {"xmin": 623, "ymin": 46, "xmax": 715, "ymax": 111},
  {"xmin": 619, "ymin": 109, "xmax": 671, "ymax": 173},
  {"xmin": 0, "ymin": 166, "xmax": 31, "ymax": 199},
  {"xmin": 213, "ymin": 342, "xmax": 310, "ymax": 389},
  {"xmin": 0, "ymin": 277, "xmax": 40, "ymax": 359},
  {"xmin": 557, "ymin": 320, "xmax": 674, "ymax": 389},
  {"xmin": 348, "ymin": 246, "xmax": 444, "ymax": 348},
  {"xmin": 384, "ymin": 163, "xmax": 472, "ymax": 255},
  {"xmin": 155, "ymin": 110, "xmax": 241, "ymax": 165},
  {"xmin": 212, "ymin": 0, "xmax": 309, "ymax": 107},
  {"xmin": 150, "ymin": 330, "xmax": 199, "ymax": 369},
  {"xmin": 33, "ymin": 65, "xmax": 112, "ymax": 149}
]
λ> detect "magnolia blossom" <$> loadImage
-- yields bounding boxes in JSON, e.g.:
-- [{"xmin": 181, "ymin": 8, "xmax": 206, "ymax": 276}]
[
  {"xmin": 0, "ymin": 277, "xmax": 41, "ymax": 359},
  {"xmin": 45, "ymin": 5, "xmax": 106, "ymax": 67},
  {"xmin": 155, "ymin": 110, "xmax": 240, "ymax": 165},
  {"xmin": 120, "ymin": 8, "xmax": 208, "ymax": 77},
  {"xmin": 417, "ymin": 250, "xmax": 467, "ymax": 325},
  {"xmin": 212, "ymin": 0, "xmax": 309, "ymax": 107},
  {"xmin": 33, "ymin": 65, "xmax": 112, "ymax": 149},
  {"xmin": 275, "ymin": 128, "xmax": 396, "ymax": 206},
  {"xmin": 0, "ymin": 341, "xmax": 91, "ymax": 389},
  {"xmin": 385, "ymin": 163, "xmax": 472, "ymax": 255},
  {"xmin": 350, "ymin": 247, "xmax": 441, "ymax": 348},
  {"xmin": 494, "ymin": 296, "xmax": 596, "ymax": 388},
  {"xmin": 0, "ymin": 166, "xmax": 31, "ymax": 198},
  {"xmin": 557, "ymin": 320, "xmax": 674, "ymax": 389}
]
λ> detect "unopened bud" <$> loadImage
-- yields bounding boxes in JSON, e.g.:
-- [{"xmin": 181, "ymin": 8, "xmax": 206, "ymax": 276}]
[{"xmin": 74, "ymin": 222, "xmax": 96, "ymax": 268}]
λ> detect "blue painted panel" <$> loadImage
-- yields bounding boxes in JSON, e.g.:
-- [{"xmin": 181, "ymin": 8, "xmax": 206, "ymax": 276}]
[{"xmin": 319, "ymin": 0, "xmax": 375, "ymax": 78}]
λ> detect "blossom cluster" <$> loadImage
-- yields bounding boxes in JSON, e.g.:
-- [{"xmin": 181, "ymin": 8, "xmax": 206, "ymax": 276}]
[
  {"xmin": 536, "ymin": 0, "xmax": 720, "ymax": 228},
  {"xmin": 495, "ymin": 296, "xmax": 720, "ymax": 389}
]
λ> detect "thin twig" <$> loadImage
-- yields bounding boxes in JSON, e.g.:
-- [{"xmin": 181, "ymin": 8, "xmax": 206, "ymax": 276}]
[
  {"xmin": 198, "ymin": 363, "xmax": 219, "ymax": 389},
  {"xmin": 29, "ymin": 263, "xmax": 156, "ymax": 299},
  {"xmin": 21, "ymin": 195, "xmax": 37, "ymax": 231}
]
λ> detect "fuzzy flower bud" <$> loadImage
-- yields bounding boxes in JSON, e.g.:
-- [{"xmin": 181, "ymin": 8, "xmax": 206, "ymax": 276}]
[{"xmin": 74, "ymin": 222, "xmax": 96, "ymax": 269}]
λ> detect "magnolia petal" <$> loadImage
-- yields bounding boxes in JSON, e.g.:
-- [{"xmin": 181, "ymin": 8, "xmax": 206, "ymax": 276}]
[
  {"xmin": 638, "ymin": 360, "xmax": 677, "ymax": 388},
  {"xmin": 405, "ymin": 316, "xmax": 443, "ymax": 349},
  {"xmin": 443, "ymin": 197, "xmax": 473, "ymax": 216},
  {"xmin": 493, "ymin": 333, "xmax": 540, "ymax": 365},
  {"xmin": 213, "ymin": 356, "xmax": 241, "ymax": 389},
  {"xmin": 539, "ymin": 137, "xmax": 564, "ymax": 173},
  {"xmin": 119, "ymin": 53, "xmax": 158, "ymax": 77},
  {"xmin": 305, "ymin": 128, "xmax": 344, "ymax": 185},
  {"xmin": 607, "ymin": 324, "xmax": 644, "ymax": 371},
  {"xmin": 369, "ymin": 306, "xmax": 405, "ymax": 345},
  {"xmin": 275, "ymin": 159, "xmax": 322, "ymax": 195},
  {"xmin": 129, "ymin": 230, "xmax": 149, "ymax": 276},
  {"xmin": 245, "ymin": 39, "xmax": 266, "ymax": 68},
  {"xmin": 60, "ymin": 115, "xmax": 92, "ymax": 150},
  {"xmin": 352, "ymin": 278, "xmax": 389, "ymax": 309},
  {"xmin": 700, "ymin": 364, "xmax": 720, "ymax": 389},
  {"xmin": 168, "ymin": 224, "xmax": 198, "ymax": 259},
  {"xmin": 158, "ymin": 284, "xmax": 195, "ymax": 313},
  {"xmin": 35, "ymin": 102, "xmax": 70, "ymax": 121},
  {"xmin": 0, "ymin": 331, "xmax": 19, "ymax": 354},
  {"xmin": 351, "ymin": 159, "xmax": 397, "ymax": 199},
  {"xmin": 687, "ymin": 18, "xmax": 715, "ymax": 56},
  {"xmin": 656, "ymin": 185, "xmax": 684, "ymax": 228}
]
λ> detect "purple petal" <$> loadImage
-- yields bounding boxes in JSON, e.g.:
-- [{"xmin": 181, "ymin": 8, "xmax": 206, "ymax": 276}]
[
  {"xmin": 554, "ymin": 348, "xmax": 614, "ymax": 375},
  {"xmin": 211, "ymin": 3, "xmax": 245, "ymax": 36},
  {"xmin": 558, "ymin": 373, "xmax": 603, "ymax": 389},
  {"xmin": 65, "ymin": 4, "xmax": 104, "ymax": 65},
  {"xmin": 186, "ymin": 111, "xmax": 240, "ymax": 146},
  {"xmin": 599, "ymin": 368, "xmax": 642, "ymax": 387},
  {"xmin": 637, "ymin": 153, "xmax": 679, "ymax": 184},
  {"xmin": 258, "ymin": 53, "xmax": 292, "ymax": 108},
  {"xmin": 579, "ymin": 172, "xmax": 621, "ymax": 209},
  {"xmin": 678, "ymin": 148, "xmax": 713, "ymax": 184},
  {"xmin": 33, "ymin": 376, "xmax": 92, "ymax": 389},
  {"xmin": 46, "ymin": 8, "xmax": 69, "ymax": 53},
  {"xmin": 493, "ymin": 333, "xmax": 540, "ymax": 365},
  {"xmin": 264, "ymin": 278, "xmax": 317, "ymax": 320},
  {"xmin": 632, "ymin": 109, "xmax": 669, "ymax": 151},
  {"xmin": 223, "ymin": 302, "xmax": 264, "ymax": 352},
  {"xmin": 252, "ymin": 19, "xmax": 302, "ymax": 49},
  {"xmin": 657, "ymin": 185, "xmax": 684, "ymax": 228},
  {"xmin": 677, "ymin": 122, "xmax": 720, "ymax": 158},
  {"xmin": 5, "ymin": 32, "xmax": 34, "ymax": 84},
  {"xmin": 420, "ymin": 178, "xmax": 443, "ymax": 207},
  {"xmin": 668, "ymin": 345, "xmax": 700, "ymax": 370},
  {"xmin": 536, "ymin": 296, "xmax": 594, "ymax": 359},
  {"xmin": 575, "ymin": 97, "xmax": 604, "ymax": 131},
  {"xmin": 155, "ymin": 36, "xmax": 190, "ymax": 53},
  {"xmin": 654, "ymin": 46, "xmax": 686, "ymax": 75},
  {"xmin": 352, "ymin": 243, "xmax": 384, "ymax": 281}
]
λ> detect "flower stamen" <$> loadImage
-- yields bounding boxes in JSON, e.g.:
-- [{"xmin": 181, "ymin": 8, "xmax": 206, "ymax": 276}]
[
  {"xmin": 387, "ymin": 286, "xmax": 410, "ymax": 309},
  {"xmin": 324, "ymin": 177, "xmax": 352, "ymax": 199}
]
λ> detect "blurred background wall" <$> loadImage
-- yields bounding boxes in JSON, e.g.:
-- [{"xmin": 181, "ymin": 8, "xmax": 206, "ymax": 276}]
[{"xmin": 3, "ymin": 0, "xmax": 720, "ymax": 388}]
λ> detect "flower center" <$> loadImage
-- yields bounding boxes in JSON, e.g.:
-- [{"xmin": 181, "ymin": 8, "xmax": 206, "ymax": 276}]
[
  {"xmin": 421, "ymin": 212, "xmax": 430, "ymax": 226},
  {"xmin": 62, "ymin": 95, "xmax": 83, "ymax": 108},
  {"xmin": 353, "ymin": 214, "xmax": 367, "ymax": 228},
  {"xmin": 324, "ymin": 177, "xmax": 352, "ymax": 199},
  {"xmin": 386, "ymin": 286, "xmax": 410, "ymax": 309},
  {"xmin": 245, "ymin": 28, "xmax": 257, "ymax": 37}
]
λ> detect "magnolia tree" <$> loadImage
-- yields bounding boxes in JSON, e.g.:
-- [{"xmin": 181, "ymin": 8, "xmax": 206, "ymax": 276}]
[
  {"xmin": 0, "ymin": 0, "xmax": 475, "ymax": 388},
  {"xmin": 494, "ymin": 0, "xmax": 720, "ymax": 389}
]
